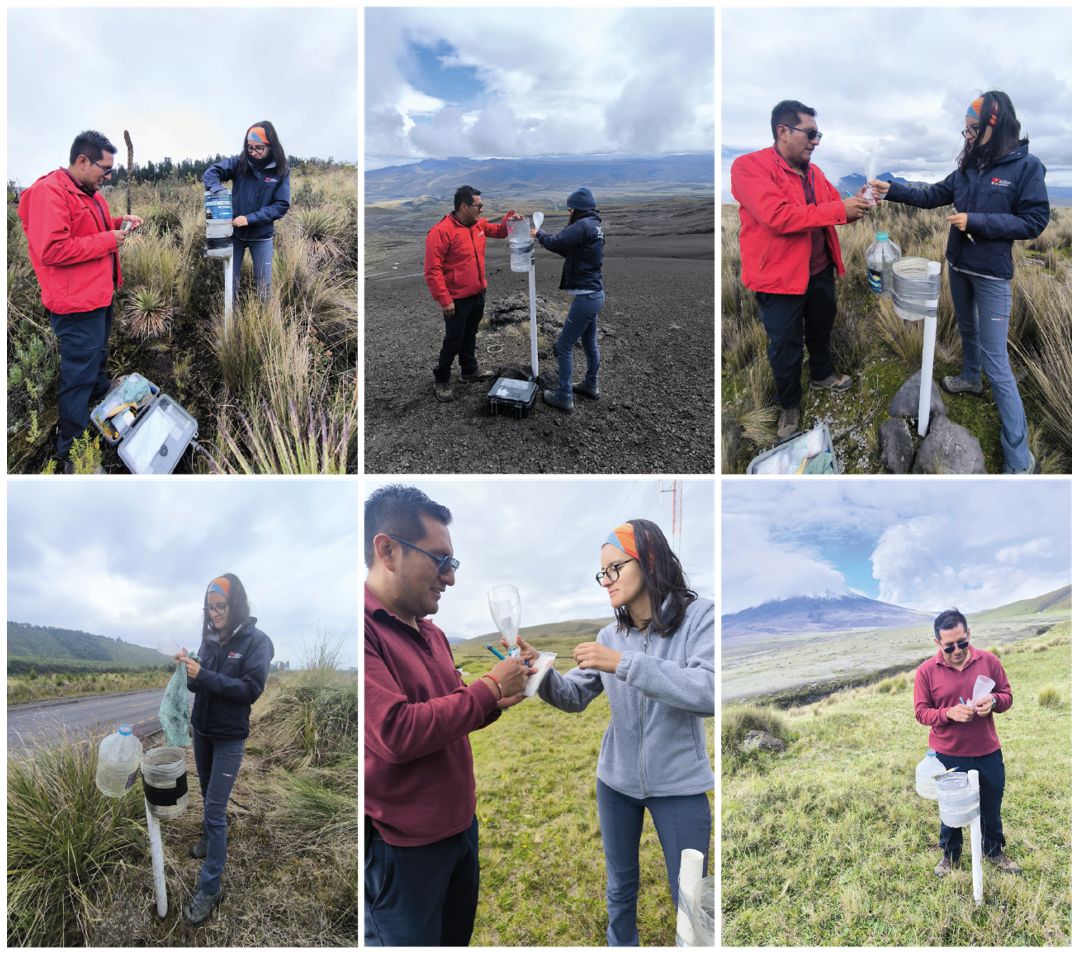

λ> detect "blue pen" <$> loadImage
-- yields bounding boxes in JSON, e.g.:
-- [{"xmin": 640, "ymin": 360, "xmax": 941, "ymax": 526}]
[{"xmin": 485, "ymin": 644, "xmax": 506, "ymax": 661}]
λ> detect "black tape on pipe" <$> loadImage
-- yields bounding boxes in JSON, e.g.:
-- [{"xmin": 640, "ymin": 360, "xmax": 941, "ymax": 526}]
[{"xmin": 143, "ymin": 772, "xmax": 188, "ymax": 807}]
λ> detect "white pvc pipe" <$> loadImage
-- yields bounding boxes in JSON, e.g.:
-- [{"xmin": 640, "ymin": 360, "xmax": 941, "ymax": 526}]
[
  {"xmin": 675, "ymin": 847, "xmax": 703, "ymax": 946},
  {"xmin": 528, "ymin": 260, "xmax": 539, "ymax": 380},
  {"xmin": 223, "ymin": 254, "xmax": 234, "ymax": 325},
  {"xmin": 145, "ymin": 800, "xmax": 167, "ymax": 917},
  {"xmin": 969, "ymin": 769, "xmax": 983, "ymax": 906},
  {"xmin": 917, "ymin": 314, "xmax": 937, "ymax": 438}
]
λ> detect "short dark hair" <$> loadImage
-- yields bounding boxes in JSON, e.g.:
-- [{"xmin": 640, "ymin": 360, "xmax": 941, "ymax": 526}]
[
  {"xmin": 201, "ymin": 573, "xmax": 252, "ymax": 644},
  {"xmin": 934, "ymin": 608, "xmax": 969, "ymax": 639},
  {"xmin": 70, "ymin": 130, "xmax": 117, "ymax": 166},
  {"xmin": 613, "ymin": 519, "xmax": 697, "ymax": 637},
  {"xmin": 364, "ymin": 485, "xmax": 452, "ymax": 568},
  {"xmin": 770, "ymin": 100, "xmax": 815, "ymax": 142},
  {"xmin": 453, "ymin": 185, "xmax": 481, "ymax": 212}
]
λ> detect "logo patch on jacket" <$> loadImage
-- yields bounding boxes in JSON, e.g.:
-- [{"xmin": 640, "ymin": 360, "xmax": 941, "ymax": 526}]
[
  {"xmin": 990, "ymin": 177, "xmax": 1012, "ymax": 188},
  {"xmin": 227, "ymin": 651, "xmax": 243, "ymax": 659},
  {"xmin": 263, "ymin": 176, "xmax": 278, "ymax": 184}
]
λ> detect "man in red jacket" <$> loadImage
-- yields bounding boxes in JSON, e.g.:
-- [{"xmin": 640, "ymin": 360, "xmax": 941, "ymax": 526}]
[
  {"xmin": 914, "ymin": 608, "xmax": 1020, "ymax": 878},
  {"xmin": 424, "ymin": 185, "xmax": 520, "ymax": 402},
  {"xmin": 18, "ymin": 130, "xmax": 142, "ymax": 469},
  {"xmin": 364, "ymin": 484, "xmax": 534, "ymax": 946},
  {"xmin": 731, "ymin": 101, "xmax": 870, "ymax": 440}
]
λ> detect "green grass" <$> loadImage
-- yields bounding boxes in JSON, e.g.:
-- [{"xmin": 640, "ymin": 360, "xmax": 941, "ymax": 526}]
[
  {"xmin": 722, "ymin": 621, "xmax": 1071, "ymax": 945},
  {"xmin": 467, "ymin": 653, "xmax": 715, "ymax": 947},
  {"xmin": 8, "ymin": 668, "xmax": 171, "ymax": 705}
]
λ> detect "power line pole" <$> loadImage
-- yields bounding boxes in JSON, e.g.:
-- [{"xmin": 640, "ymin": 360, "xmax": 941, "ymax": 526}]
[{"xmin": 659, "ymin": 480, "xmax": 683, "ymax": 554}]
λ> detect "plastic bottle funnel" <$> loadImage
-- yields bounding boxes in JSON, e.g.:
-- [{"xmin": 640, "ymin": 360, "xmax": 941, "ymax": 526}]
[
  {"xmin": 488, "ymin": 585, "xmax": 522, "ymax": 655},
  {"xmin": 507, "ymin": 217, "xmax": 533, "ymax": 273}
]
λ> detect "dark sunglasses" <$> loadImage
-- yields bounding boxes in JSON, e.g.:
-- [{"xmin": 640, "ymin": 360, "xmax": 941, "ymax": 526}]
[
  {"xmin": 940, "ymin": 639, "xmax": 970, "ymax": 655},
  {"xmin": 387, "ymin": 534, "xmax": 459, "ymax": 575}
]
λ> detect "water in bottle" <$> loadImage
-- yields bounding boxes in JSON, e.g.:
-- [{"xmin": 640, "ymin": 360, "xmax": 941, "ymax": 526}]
[
  {"xmin": 96, "ymin": 724, "xmax": 143, "ymax": 797},
  {"xmin": 866, "ymin": 231, "xmax": 901, "ymax": 295}
]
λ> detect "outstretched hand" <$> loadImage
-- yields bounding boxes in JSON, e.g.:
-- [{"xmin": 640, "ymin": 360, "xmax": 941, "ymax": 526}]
[{"xmin": 572, "ymin": 641, "xmax": 622, "ymax": 673}]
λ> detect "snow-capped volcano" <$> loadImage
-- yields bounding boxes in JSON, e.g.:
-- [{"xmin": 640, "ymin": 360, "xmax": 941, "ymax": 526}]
[{"xmin": 722, "ymin": 591, "xmax": 931, "ymax": 639}]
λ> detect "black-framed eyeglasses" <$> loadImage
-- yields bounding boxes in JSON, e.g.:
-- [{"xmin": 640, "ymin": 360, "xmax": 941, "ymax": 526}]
[
  {"xmin": 387, "ymin": 534, "xmax": 460, "ymax": 575},
  {"xmin": 595, "ymin": 558, "xmax": 636, "ymax": 585},
  {"xmin": 466, "ymin": 202, "xmax": 484, "ymax": 210},
  {"xmin": 962, "ymin": 124, "xmax": 982, "ymax": 139},
  {"xmin": 246, "ymin": 142, "xmax": 269, "ymax": 153},
  {"xmin": 784, "ymin": 125, "xmax": 823, "ymax": 142},
  {"xmin": 87, "ymin": 158, "xmax": 114, "ymax": 176},
  {"xmin": 939, "ymin": 639, "xmax": 970, "ymax": 655},
  {"xmin": 206, "ymin": 603, "xmax": 228, "ymax": 616}
]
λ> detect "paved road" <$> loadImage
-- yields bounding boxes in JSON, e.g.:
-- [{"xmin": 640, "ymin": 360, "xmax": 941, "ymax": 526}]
[{"xmin": 8, "ymin": 689, "xmax": 192, "ymax": 751}]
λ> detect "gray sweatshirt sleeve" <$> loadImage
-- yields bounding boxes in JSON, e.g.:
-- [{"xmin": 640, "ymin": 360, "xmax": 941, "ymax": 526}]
[
  {"xmin": 536, "ymin": 664, "xmax": 605, "ymax": 713},
  {"xmin": 613, "ymin": 600, "xmax": 715, "ymax": 716}
]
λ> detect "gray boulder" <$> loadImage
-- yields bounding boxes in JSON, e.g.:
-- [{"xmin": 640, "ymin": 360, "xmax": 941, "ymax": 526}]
[
  {"xmin": 912, "ymin": 418, "xmax": 987, "ymax": 474},
  {"xmin": 888, "ymin": 372, "xmax": 947, "ymax": 420},
  {"xmin": 879, "ymin": 418, "xmax": 914, "ymax": 474},
  {"xmin": 741, "ymin": 729, "xmax": 787, "ymax": 754}
]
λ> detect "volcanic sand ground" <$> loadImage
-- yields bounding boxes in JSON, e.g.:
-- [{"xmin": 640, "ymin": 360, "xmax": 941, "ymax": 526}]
[{"xmin": 363, "ymin": 197, "xmax": 715, "ymax": 474}]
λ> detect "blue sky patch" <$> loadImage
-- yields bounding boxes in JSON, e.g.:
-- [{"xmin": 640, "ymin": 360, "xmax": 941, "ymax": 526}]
[{"xmin": 406, "ymin": 40, "xmax": 484, "ymax": 105}]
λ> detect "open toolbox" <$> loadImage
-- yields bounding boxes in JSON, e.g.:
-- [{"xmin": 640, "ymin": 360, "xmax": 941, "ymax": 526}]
[{"xmin": 90, "ymin": 373, "xmax": 198, "ymax": 474}]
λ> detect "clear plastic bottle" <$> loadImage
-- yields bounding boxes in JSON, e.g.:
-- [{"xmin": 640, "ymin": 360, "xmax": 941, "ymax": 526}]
[
  {"xmin": 915, "ymin": 748, "xmax": 946, "ymax": 799},
  {"xmin": 866, "ymin": 231, "xmax": 901, "ymax": 295},
  {"xmin": 96, "ymin": 724, "xmax": 143, "ymax": 797}
]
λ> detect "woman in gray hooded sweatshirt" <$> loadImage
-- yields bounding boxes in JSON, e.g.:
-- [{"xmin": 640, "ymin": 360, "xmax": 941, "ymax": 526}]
[{"xmin": 514, "ymin": 519, "xmax": 714, "ymax": 946}]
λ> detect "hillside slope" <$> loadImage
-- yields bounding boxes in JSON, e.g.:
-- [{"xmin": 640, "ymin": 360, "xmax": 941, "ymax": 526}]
[{"xmin": 7, "ymin": 621, "xmax": 171, "ymax": 671}]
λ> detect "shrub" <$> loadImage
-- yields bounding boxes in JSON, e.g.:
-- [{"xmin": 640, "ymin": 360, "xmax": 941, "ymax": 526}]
[{"xmin": 1038, "ymin": 687, "xmax": 1061, "ymax": 708}]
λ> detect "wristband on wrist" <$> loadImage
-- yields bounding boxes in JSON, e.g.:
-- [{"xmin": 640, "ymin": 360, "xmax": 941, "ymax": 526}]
[{"xmin": 482, "ymin": 673, "xmax": 503, "ymax": 700}]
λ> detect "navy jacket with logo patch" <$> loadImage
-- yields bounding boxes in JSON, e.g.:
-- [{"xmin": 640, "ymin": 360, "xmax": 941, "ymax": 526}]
[
  {"xmin": 203, "ymin": 155, "xmax": 291, "ymax": 241},
  {"xmin": 884, "ymin": 143, "xmax": 1049, "ymax": 280},
  {"xmin": 536, "ymin": 210, "xmax": 605, "ymax": 292},
  {"xmin": 189, "ymin": 617, "xmax": 274, "ymax": 739}
]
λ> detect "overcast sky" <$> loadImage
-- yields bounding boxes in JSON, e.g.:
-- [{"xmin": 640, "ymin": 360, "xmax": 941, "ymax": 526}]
[
  {"xmin": 7, "ymin": 7, "xmax": 358, "ymax": 186},
  {"xmin": 365, "ymin": 6, "xmax": 714, "ymax": 169},
  {"xmin": 722, "ymin": 6, "xmax": 1072, "ymax": 196},
  {"xmin": 363, "ymin": 478, "xmax": 715, "ymax": 639},
  {"xmin": 722, "ymin": 480, "xmax": 1071, "ymax": 615},
  {"xmin": 8, "ymin": 481, "xmax": 358, "ymax": 668}
]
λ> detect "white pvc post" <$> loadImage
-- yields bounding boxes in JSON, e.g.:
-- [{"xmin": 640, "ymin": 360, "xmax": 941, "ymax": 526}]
[
  {"xmin": 917, "ymin": 314, "xmax": 937, "ymax": 437},
  {"xmin": 675, "ymin": 847, "xmax": 704, "ymax": 946},
  {"xmin": 223, "ymin": 253, "xmax": 234, "ymax": 325},
  {"xmin": 969, "ymin": 769, "xmax": 983, "ymax": 906},
  {"xmin": 528, "ymin": 258, "xmax": 539, "ymax": 380},
  {"xmin": 145, "ymin": 801, "xmax": 167, "ymax": 917}
]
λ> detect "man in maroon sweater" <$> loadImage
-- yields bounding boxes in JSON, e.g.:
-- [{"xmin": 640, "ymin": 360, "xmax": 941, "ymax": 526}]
[
  {"xmin": 914, "ymin": 608, "xmax": 1019, "ymax": 877},
  {"xmin": 364, "ymin": 484, "xmax": 534, "ymax": 946}
]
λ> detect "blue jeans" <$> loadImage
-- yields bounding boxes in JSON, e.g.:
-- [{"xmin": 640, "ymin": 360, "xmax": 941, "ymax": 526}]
[
  {"xmin": 232, "ymin": 237, "xmax": 274, "ymax": 300},
  {"xmin": 596, "ymin": 778, "xmax": 711, "ymax": 947},
  {"xmin": 193, "ymin": 730, "xmax": 246, "ymax": 896},
  {"xmin": 49, "ymin": 304, "xmax": 114, "ymax": 458},
  {"xmin": 365, "ymin": 815, "xmax": 479, "ymax": 946},
  {"xmin": 555, "ymin": 290, "xmax": 604, "ymax": 401},
  {"xmin": 948, "ymin": 265, "xmax": 1030, "ymax": 471},
  {"xmin": 935, "ymin": 748, "xmax": 1006, "ymax": 860}
]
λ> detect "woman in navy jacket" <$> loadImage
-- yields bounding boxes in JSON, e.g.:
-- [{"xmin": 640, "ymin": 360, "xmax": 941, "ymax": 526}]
[
  {"xmin": 533, "ymin": 187, "xmax": 606, "ymax": 412},
  {"xmin": 872, "ymin": 91, "xmax": 1049, "ymax": 473},
  {"xmin": 203, "ymin": 121, "xmax": 291, "ymax": 300},
  {"xmin": 177, "ymin": 573, "xmax": 274, "ymax": 925}
]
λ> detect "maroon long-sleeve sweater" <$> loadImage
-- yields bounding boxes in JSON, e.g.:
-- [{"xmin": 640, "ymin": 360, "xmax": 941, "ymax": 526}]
[
  {"xmin": 913, "ymin": 646, "xmax": 1013, "ymax": 757},
  {"xmin": 364, "ymin": 585, "xmax": 500, "ymax": 846}
]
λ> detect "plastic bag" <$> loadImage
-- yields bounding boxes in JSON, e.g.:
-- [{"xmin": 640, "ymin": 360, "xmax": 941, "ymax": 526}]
[{"xmin": 158, "ymin": 656, "xmax": 196, "ymax": 747}]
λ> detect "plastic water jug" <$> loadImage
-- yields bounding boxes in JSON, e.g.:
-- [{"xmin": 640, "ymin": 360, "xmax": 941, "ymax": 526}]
[
  {"xmin": 96, "ymin": 724, "xmax": 143, "ymax": 797},
  {"xmin": 936, "ymin": 772, "xmax": 979, "ymax": 827},
  {"xmin": 915, "ymin": 749, "xmax": 946, "ymax": 799},
  {"xmin": 507, "ymin": 217, "xmax": 533, "ymax": 273},
  {"xmin": 866, "ymin": 231, "xmax": 900, "ymax": 294}
]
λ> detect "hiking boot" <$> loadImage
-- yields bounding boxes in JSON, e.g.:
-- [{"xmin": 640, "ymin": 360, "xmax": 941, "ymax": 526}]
[
  {"xmin": 461, "ymin": 366, "xmax": 494, "ymax": 382},
  {"xmin": 941, "ymin": 374, "xmax": 984, "ymax": 395},
  {"xmin": 542, "ymin": 389, "xmax": 574, "ymax": 412},
  {"xmin": 190, "ymin": 836, "xmax": 207, "ymax": 860},
  {"xmin": 777, "ymin": 406, "xmax": 800, "ymax": 441},
  {"xmin": 434, "ymin": 381, "xmax": 454, "ymax": 402},
  {"xmin": 183, "ymin": 888, "xmax": 222, "ymax": 925},
  {"xmin": 987, "ymin": 852, "xmax": 1020, "ymax": 874},
  {"xmin": 934, "ymin": 854, "xmax": 957, "ymax": 878},
  {"xmin": 810, "ymin": 372, "xmax": 852, "ymax": 393},
  {"xmin": 572, "ymin": 382, "xmax": 600, "ymax": 400}
]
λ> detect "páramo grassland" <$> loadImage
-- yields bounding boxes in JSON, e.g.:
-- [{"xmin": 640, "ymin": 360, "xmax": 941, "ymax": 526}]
[
  {"xmin": 7, "ymin": 654, "xmax": 357, "ymax": 946},
  {"xmin": 721, "ymin": 622, "xmax": 1070, "ymax": 946},
  {"xmin": 721, "ymin": 204, "xmax": 1071, "ymax": 473},
  {"xmin": 7, "ymin": 161, "xmax": 357, "ymax": 474}
]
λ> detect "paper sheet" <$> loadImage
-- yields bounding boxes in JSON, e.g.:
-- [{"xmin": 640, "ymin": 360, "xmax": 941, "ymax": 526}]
[{"xmin": 125, "ymin": 409, "xmax": 174, "ymax": 473}]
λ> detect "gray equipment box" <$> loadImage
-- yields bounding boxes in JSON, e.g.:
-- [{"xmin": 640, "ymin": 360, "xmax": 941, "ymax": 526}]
[
  {"xmin": 746, "ymin": 422, "xmax": 839, "ymax": 475},
  {"xmin": 91, "ymin": 375, "xmax": 198, "ymax": 474},
  {"xmin": 487, "ymin": 377, "xmax": 539, "ymax": 418}
]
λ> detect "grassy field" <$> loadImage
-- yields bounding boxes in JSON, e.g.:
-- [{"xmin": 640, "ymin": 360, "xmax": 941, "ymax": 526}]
[
  {"xmin": 456, "ymin": 636, "xmax": 716, "ymax": 947},
  {"xmin": 721, "ymin": 621, "xmax": 1071, "ymax": 945},
  {"xmin": 7, "ymin": 665, "xmax": 357, "ymax": 946},
  {"xmin": 7, "ymin": 164, "xmax": 357, "ymax": 474},
  {"xmin": 8, "ymin": 667, "xmax": 172, "ymax": 705},
  {"xmin": 721, "ymin": 202, "xmax": 1072, "ymax": 473}
]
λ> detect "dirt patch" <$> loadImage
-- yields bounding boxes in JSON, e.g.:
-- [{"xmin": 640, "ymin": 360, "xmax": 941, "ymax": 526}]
[{"xmin": 364, "ymin": 198, "xmax": 716, "ymax": 474}]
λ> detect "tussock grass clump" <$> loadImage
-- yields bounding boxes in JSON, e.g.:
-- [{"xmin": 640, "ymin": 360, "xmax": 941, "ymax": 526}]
[
  {"xmin": 8, "ymin": 740, "xmax": 146, "ymax": 946},
  {"xmin": 123, "ymin": 286, "xmax": 175, "ymax": 340},
  {"xmin": 721, "ymin": 703, "xmax": 793, "ymax": 758},
  {"xmin": 1038, "ymin": 686, "xmax": 1061, "ymax": 708}
]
